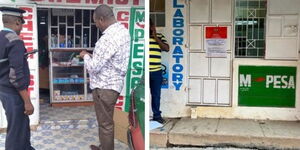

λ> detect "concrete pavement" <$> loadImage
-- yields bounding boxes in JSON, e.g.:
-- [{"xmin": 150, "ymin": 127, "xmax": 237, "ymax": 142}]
[
  {"xmin": 151, "ymin": 148, "xmax": 253, "ymax": 150},
  {"xmin": 150, "ymin": 118, "xmax": 300, "ymax": 149}
]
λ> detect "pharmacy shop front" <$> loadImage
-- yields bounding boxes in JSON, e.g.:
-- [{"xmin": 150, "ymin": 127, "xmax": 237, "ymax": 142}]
[{"xmin": 0, "ymin": 0, "xmax": 145, "ymax": 129}]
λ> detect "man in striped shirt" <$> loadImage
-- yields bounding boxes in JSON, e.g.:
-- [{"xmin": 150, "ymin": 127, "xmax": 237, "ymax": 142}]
[{"xmin": 150, "ymin": 19, "xmax": 169, "ymax": 124}]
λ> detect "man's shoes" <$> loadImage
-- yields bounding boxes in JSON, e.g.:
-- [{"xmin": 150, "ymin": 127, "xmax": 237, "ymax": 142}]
[
  {"xmin": 153, "ymin": 118, "xmax": 166, "ymax": 124},
  {"xmin": 90, "ymin": 145, "xmax": 101, "ymax": 150}
]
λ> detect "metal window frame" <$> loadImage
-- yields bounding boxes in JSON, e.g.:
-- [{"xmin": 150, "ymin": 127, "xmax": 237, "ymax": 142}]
[
  {"xmin": 234, "ymin": 0, "xmax": 267, "ymax": 58},
  {"xmin": 150, "ymin": 0, "xmax": 166, "ymax": 27},
  {"xmin": 49, "ymin": 8, "xmax": 100, "ymax": 49}
]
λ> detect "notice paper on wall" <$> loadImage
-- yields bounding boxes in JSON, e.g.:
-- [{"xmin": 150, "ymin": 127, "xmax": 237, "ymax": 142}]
[{"xmin": 205, "ymin": 26, "xmax": 227, "ymax": 58}]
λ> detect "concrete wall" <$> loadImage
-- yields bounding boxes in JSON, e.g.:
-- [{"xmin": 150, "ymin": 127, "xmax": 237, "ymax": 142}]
[
  {"xmin": 197, "ymin": 59, "xmax": 300, "ymax": 120},
  {"xmin": 159, "ymin": 0, "xmax": 191, "ymax": 118},
  {"xmin": 160, "ymin": 0, "xmax": 300, "ymax": 120}
]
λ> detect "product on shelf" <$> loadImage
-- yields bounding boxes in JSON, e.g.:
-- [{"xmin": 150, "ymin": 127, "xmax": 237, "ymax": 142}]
[{"xmin": 54, "ymin": 90, "xmax": 60, "ymax": 96}]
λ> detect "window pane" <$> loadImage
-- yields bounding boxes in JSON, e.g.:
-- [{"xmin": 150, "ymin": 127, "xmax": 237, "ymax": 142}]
[
  {"xmin": 67, "ymin": 16, "xmax": 74, "ymax": 26},
  {"xmin": 150, "ymin": 0, "xmax": 155, "ymax": 12},
  {"xmin": 91, "ymin": 25, "xmax": 97, "ymax": 47},
  {"xmin": 83, "ymin": 10, "xmax": 90, "ymax": 26},
  {"xmin": 59, "ymin": 24, "xmax": 66, "ymax": 47},
  {"xmin": 75, "ymin": 10, "xmax": 82, "ymax": 23},
  {"xmin": 156, "ymin": 14, "xmax": 165, "ymax": 27},
  {"xmin": 150, "ymin": 0, "xmax": 165, "ymax": 27},
  {"xmin": 51, "ymin": 15, "xmax": 58, "ymax": 26},
  {"xmin": 59, "ymin": 16, "xmax": 66, "ymax": 23},
  {"xmin": 235, "ymin": 0, "xmax": 266, "ymax": 58},
  {"xmin": 150, "ymin": 0, "xmax": 165, "ymax": 12},
  {"xmin": 75, "ymin": 25, "xmax": 82, "ymax": 47}
]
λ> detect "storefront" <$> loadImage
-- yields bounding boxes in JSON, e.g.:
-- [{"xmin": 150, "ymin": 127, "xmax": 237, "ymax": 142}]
[
  {"xmin": 155, "ymin": 0, "xmax": 300, "ymax": 120},
  {"xmin": 0, "ymin": 0, "xmax": 145, "ymax": 128}
]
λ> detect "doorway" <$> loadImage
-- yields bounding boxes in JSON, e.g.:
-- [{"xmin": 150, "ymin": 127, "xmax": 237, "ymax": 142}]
[
  {"xmin": 37, "ymin": 8, "xmax": 96, "ymax": 125},
  {"xmin": 187, "ymin": 0, "xmax": 232, "ymax": 106}
]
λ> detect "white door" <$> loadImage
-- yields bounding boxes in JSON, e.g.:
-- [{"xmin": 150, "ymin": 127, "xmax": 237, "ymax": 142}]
[
  {"xmin": 0, "ymin": 4, "xmax": 39, "ymax": 128},
  {"xmin": 187, "ymin": 0, "xmax": 232, "ymax": 106}
]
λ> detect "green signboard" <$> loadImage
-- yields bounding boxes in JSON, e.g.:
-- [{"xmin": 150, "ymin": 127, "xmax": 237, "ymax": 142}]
[
  {"xmin": 238, "ymin": 66, "xmax": 296, "ymax": 107},
  {"xmin": 125, "ymin": 7, "xmax": 145, "ymax": 112}
]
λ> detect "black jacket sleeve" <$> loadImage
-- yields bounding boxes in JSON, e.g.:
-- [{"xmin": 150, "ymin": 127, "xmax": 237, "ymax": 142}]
[{"xmin": 6, "ymin": 33, "xmax": 28, "ymax": 91}]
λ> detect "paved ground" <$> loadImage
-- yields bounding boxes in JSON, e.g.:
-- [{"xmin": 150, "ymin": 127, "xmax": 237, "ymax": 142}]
[
  {"xmin": 151, "ymin": 148, "xmax": 254, "ymax": 150},
  {"xmin": 0, "ymin": 128, "xmax": 128, "ymax": 150},
  {"xmin": 150, "ymin": 118, "xmax": 300, "ymax": 149},
  {"xmin": 0, "ymin": 103, "xmax": 129, "ymax": 150}
]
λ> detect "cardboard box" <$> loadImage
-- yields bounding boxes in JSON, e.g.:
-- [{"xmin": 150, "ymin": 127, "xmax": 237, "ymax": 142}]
[{"xmin": 113, "ymin": 108, "xmax": 129, "ymax": 145}]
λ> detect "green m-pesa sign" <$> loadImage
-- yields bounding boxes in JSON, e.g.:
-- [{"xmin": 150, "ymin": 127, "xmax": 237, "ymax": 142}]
[
  {"xmin": 239, "ymin": 66, "xmax": 296, "ymax": 107},
  {"xmin": 125, "ymin": 7, "xmax": 145, "ymax": 112}
]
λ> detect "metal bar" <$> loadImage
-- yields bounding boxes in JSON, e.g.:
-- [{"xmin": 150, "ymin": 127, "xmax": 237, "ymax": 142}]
[{"xmin": 89, "ymin": 10, "xmax": 92, "ymax": 48}]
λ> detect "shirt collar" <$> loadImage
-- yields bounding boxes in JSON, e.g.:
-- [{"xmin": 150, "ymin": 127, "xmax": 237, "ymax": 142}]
[
  {"xmin": 103, "ymin": 22, "xmax": 119, "ymax": 34},
  {"xmin": 2, "ymin": 27, "xmax": 16, "ymax": 33}
]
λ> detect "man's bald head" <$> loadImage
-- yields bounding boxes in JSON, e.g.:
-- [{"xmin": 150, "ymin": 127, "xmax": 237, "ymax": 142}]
[
  {"xmin": 94, "ymin": 5, "xmax": 115, "ymax": 21},
  {"xmin": 93, "ymin": 5, "xmax": 117, "ymax": 32},
  {"xmin": 2, "ymin": 15, "xmax": 24, "ymax": 35}
]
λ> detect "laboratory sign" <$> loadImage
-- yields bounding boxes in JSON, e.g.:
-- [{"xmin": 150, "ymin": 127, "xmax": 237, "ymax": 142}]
[{"xmin": 239, "ymin": 66, "xmax": 296, "ymax": 107}]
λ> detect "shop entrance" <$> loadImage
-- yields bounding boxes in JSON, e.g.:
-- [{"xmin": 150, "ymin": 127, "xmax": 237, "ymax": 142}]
[{"xmin": 37, "ymin": 7, "xmax": 98, "ymax": 126}]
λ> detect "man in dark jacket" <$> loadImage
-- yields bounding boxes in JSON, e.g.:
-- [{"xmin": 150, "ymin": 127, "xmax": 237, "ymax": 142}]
[{"xmin": 0, "ymin": 7, "xmax": 35, "ymax": 150}]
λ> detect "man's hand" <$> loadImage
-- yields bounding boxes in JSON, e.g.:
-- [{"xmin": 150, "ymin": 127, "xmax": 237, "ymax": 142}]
[
  {"xmin": 80, "ymin": 50, "xmax": 89, "ymax": 58},
  {"xmin": 24, "ymin": 102, "xmax": 34, "ymax": 115},
  {"xmin": 19, "ymin": 89, "xmax": 34, "ymax": 115}
]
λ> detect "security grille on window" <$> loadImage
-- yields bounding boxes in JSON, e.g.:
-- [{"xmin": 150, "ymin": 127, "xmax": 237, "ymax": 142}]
[
  {"xmin": 235, "ymin": 0, "xmax": 267, "ymax": 58},
  {"xmin": 150, "ymin": 0, "xmax": 165, "ymax": 27},
  {"xmin": 49, "ymin": 9, "xmax": 102, "ymax": 49}
]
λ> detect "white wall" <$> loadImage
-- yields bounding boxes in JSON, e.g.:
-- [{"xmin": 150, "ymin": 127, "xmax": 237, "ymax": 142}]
[
  {"xmin": 0, "ymin": 4, "xmax": 39, "ymax": 128},
  {"xmin": 196, "ymin": 59, "xmax": 300, "ymax": 121},
  {"xmin": 265, "ymin": 0, "xmax": 300, "ymax": 60},
  {"xmin": 268, "ymin": 0, "xmax": 300, "ymax": 15},
  {"xmin": 0, "ymin": 0, "xmax": 29, "ymax": 4},
  {"xmin": 196, "ymin": 0, "xmax": 300, "ymax": 120},
  {"xmin": 158, "ymin": 0, "xmax": 190, "ymax": 118}
]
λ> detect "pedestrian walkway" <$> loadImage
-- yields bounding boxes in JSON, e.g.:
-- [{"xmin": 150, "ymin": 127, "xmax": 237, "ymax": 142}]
[
  {"xmin": 0, "ymin": 128, "xmax": 128, "ymax": 150},
  {"xmin": 150, "ymin": 118, "xmax": 300, "ymax": 149},
  {"xmin": 151, "ymin": 147, "xmax": 253, "ymax": 150},
  {"xmin": 0, "ymin": 104, "xmax": 129, "ymax": 150}
]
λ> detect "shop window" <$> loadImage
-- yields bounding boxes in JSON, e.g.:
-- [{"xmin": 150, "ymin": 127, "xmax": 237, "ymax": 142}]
[
  {"xmin": 49, "ymin": 9, "xmax": 101, "ymax": 49},
  {"xmin": 150, "ymin": 0, "xmax": 165, "ymax": 27},
  {"xmin": 235, "ymin": 0, "xmax": 267, "ymax": 58}
]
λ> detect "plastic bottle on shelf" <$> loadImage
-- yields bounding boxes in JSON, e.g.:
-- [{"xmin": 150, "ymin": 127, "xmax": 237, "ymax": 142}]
[
  {"xmin": 54, "ymin": 35, "xmax": 58, "ymax": 48},
  {"xmin": 83, "ymin": 34, "xmax": 88, "ymax": 48},
  {"xmin": 51, "ymin": 34, "xmax": 55, "ymax": 48},
  {"xmin": 67, "ymin": 36, "xmax": 73, "ymax": 48}
]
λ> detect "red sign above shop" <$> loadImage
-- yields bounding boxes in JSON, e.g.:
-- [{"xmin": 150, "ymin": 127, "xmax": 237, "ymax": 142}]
[
  {"xmin": 206, "ymin": 27, "xmax": 227, "ymax": 39},
  {"xmin": 30, "ymin": 0, "xmax": 143, "ymax": 6}
]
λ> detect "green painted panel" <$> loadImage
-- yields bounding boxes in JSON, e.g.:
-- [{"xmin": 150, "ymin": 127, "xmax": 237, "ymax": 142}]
[{"xmin": 238, "ymin": 66, "xmax": 296, "ymax": 107}]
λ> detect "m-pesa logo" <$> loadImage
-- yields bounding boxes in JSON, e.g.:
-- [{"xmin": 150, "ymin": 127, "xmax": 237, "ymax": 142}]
[{"xmin": 240, "ymin": 74, "xmax": 295, "ymax": 89}]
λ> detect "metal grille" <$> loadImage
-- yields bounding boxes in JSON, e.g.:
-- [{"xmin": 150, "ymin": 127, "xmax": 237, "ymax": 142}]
[
  {"xmin": 235, "ymin": 0, "xmax": 267, "ymax": 58},
  {"xmin": 49, "ymin": 9, "xmax": 102, "ymax": 49}
]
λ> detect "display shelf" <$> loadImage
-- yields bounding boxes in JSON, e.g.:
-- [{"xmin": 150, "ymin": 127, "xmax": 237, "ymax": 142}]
[
  {"xmin": 50, "ymin": 48, "xmax": 92, "ymax": 104},
  {"xmin": 51, "ymin": 102, "xmax": 94, "ymax": 107}
]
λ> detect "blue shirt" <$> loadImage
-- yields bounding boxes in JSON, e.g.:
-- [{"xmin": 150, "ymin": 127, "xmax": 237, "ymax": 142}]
[{"xmin": 2, "ymin": 27, "xmax": 16, "ymax": 33}]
